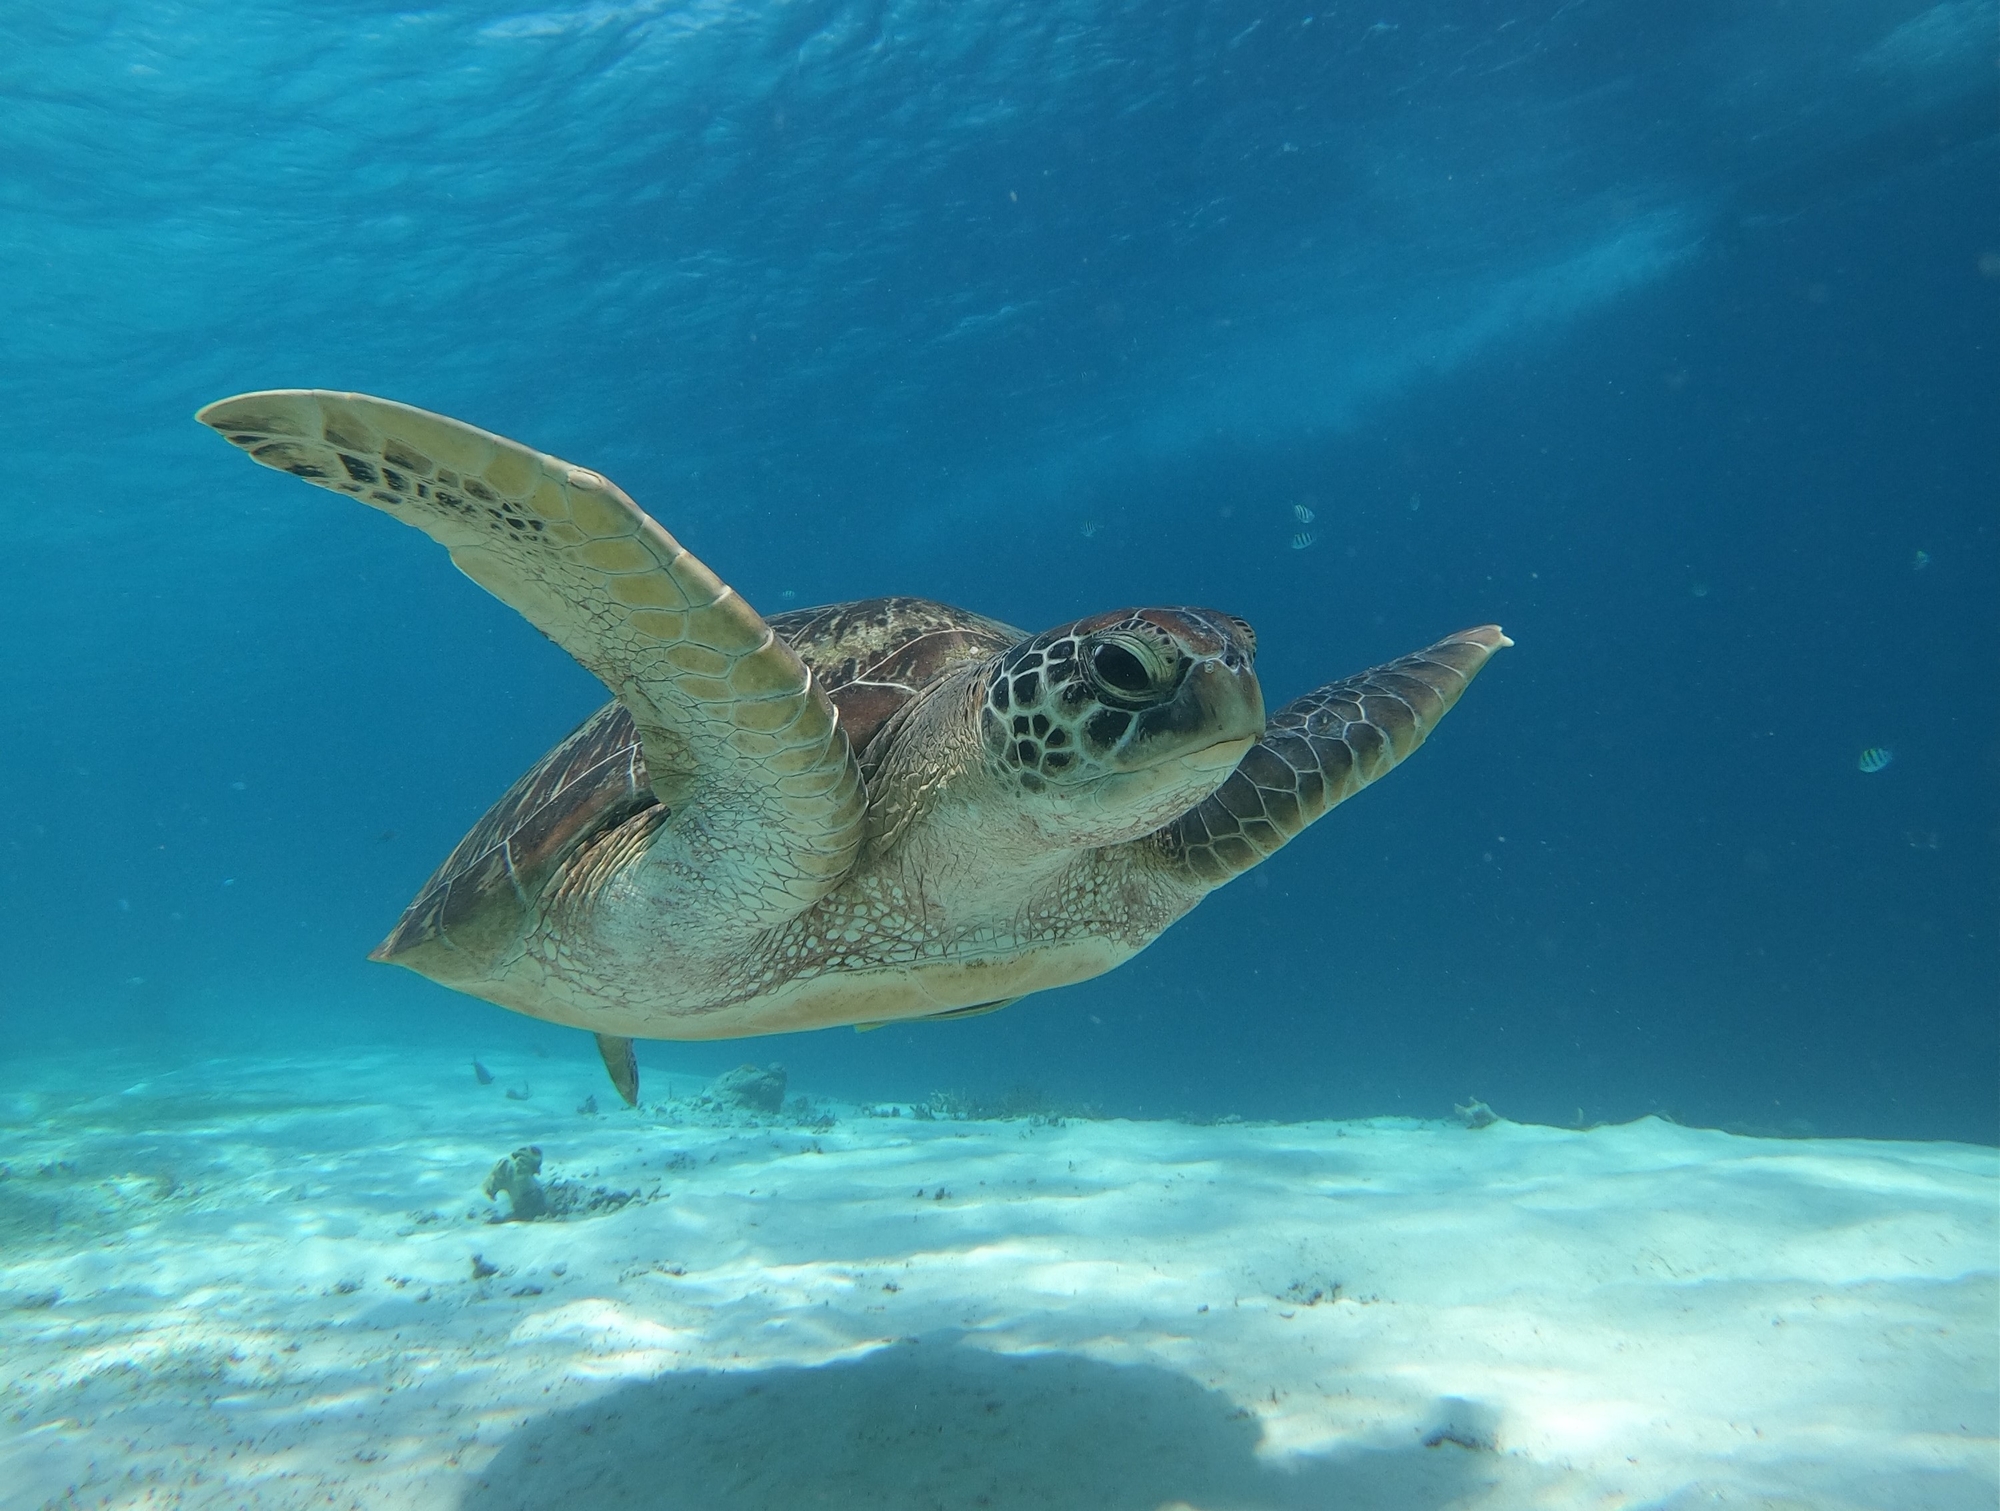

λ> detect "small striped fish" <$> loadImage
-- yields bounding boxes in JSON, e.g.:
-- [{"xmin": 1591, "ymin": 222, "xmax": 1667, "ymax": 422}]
[
  {"xmin": 1858, "ymin": 747, "xmax": 1893, "ymax": 774},
  {"xmin": 1289, "ymin": 531, "xmax": 1316, "ymax": 550}
]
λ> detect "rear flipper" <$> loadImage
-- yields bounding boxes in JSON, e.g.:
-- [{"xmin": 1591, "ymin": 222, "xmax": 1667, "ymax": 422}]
[
  {"xmin": 596, "ymin": 1033, "xmax": 640, "ymax": 1106},
  {"xmin": 1158, "ymin": 625, "xmax": 1510, "ymax": 886}
]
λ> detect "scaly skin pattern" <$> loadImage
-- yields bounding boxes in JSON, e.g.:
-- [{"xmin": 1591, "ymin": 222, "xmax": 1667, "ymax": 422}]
[
  {"xmin": 495, "ymin": 650, "xmax": 1259, "ymax": 1040},
  {"xmin": 1155, "ymin": 626, "xmax": 1513, "ymax": 885},
  {"xmin": 197, "ymin": 389, "xmax": 865, "ymax": 950},
  {"xmin": 199, "ymin": 391, "xmax": 1507, "ymax": 1042},
  {"xmin": 481, "ymin": 625, "xmax": 1505, "ymax": 1041}
]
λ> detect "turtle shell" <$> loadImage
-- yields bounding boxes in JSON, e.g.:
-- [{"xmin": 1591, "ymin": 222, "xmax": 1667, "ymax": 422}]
[{"xmin": 372, "ymin": 596, "xmax": 1023, "ymax": 967}]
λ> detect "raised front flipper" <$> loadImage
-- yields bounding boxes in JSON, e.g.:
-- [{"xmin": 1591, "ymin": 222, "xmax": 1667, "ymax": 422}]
[
  {"xmin": 198, "ymin": 391, "xmax": 865, "ymax": 935},
  {"xmin": 1156, "ymin": 626, "xmax": 1509, "ymax": 887}
]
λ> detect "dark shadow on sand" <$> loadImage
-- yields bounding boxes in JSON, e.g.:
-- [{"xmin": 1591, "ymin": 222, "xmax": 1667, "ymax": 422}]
[{"xmin": 458, "ymin": 1337, "xmax": 1526, "ymax": 1510}]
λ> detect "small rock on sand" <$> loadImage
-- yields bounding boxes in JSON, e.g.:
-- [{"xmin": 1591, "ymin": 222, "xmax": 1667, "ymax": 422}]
[{"xmin": 709, "ymin": 1063, "xmax": 788, "ymax": 1114}]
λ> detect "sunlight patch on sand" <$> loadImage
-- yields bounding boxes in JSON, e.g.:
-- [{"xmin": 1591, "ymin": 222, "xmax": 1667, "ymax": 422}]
[{"xmin": 1, "ymin": 1046, "xmax": 1992, "ymax": 1510}]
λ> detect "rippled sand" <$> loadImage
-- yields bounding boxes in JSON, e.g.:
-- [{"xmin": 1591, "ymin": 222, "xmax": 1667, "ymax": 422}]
[{"xmin": 2, "ymin": 1047, "xmax": 1992, "ymax": 1510}]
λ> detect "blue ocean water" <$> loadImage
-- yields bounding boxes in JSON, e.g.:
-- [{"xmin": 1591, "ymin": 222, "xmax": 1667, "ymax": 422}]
[{"xmin": 1, "ymin": 0, "xmax": 1994, "ymax": 1143}]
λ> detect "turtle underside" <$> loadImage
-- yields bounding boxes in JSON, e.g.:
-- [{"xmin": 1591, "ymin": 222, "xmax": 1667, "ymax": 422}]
[{"xmin": 374, "ymin": 596, "xmax": 1022, "ymax": 969}]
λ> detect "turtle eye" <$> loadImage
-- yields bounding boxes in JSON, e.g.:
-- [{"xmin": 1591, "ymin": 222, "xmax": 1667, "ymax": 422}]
[{"xmin": 1086, "ymin": 637, "xmax": 1160, "ymax": 704}]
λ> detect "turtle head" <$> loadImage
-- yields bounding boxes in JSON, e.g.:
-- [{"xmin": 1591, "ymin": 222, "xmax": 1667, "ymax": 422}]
[{"xmin": 979, "ymin": 608, "xmax": 1265, "ymax": 846}]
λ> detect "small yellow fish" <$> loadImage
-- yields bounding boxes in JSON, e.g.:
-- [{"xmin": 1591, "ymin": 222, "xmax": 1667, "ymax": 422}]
[{"xmin": 1858, "ymin": 747, "xmax": 1893, "ymax": 774}]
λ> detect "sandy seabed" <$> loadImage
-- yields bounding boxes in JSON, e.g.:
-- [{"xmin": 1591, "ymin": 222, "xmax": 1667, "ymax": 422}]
[{"xmin": 0, "ymin": 1045, "xmax": 1992, "ymax": 1511}]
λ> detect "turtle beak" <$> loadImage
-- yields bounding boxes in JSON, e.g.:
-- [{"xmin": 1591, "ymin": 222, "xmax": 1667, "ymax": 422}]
[{"xmin": 1118, "ymin": 656, "xmax": 1265, "ymax": 773}]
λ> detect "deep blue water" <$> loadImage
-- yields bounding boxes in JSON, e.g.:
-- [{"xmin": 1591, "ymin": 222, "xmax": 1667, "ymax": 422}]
[{"xmin": 2, "ymin": 0, "xmax": 1993, "ymax": 1141}]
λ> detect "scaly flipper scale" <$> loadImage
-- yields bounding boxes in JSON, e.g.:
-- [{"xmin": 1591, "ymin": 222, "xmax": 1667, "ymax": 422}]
[{"xmin": 1158, "ymin": 625, "xmax": 1510, "ymax": 885}]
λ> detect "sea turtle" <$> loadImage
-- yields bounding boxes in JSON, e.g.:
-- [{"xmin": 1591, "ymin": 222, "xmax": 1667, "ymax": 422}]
[{"xmin": 199, "ymin": 391, "xmax": 1509, "ymax": 1106}]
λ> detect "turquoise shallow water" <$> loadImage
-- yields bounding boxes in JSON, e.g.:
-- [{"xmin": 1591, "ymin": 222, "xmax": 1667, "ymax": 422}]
[
  {"xmin": 4, "ymin": 1, "xmax": 1995, "ymax": 1138},
  {"xmin": 1, "ymin": 1, "xmax": 1996, "ymax": 1500}
]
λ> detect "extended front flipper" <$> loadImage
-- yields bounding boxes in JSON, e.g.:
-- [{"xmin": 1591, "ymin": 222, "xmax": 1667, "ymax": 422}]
[
  {"xmin": 852, "ymin": 996, "xmax": 1023, "ymax": 1033},
  {"xmin": 198, "ymin": 392, "xmax": 866, "ymax": 951},
  {"xmin": 1155, "ymin": 626, "xmax": 1509, "ymax": 886}
]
